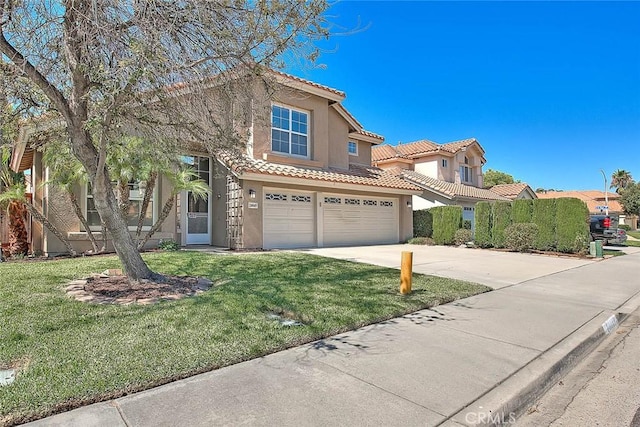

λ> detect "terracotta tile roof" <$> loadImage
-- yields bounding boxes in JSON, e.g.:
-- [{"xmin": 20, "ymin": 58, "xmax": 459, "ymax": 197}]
[
  {"xmin": 440, "ymin": 138, "xmax": 483, "ymax": 154},
  {"xmin": 490, "ymin": 183, "xmax": 533, "ymax": 199},
  {"xmin": 270, "ymin": 69, "xmax": 346, "ymax": 98},
  {"xmin": 356, "ymin": 129, "xmax": 384, "ymax": 141},
  {"xmin": 218, "ymin": 152, "xmax": 422, "ymax": 192},
  {"xmin": 401, "ymin": 170, "xmax": 510, "ymax": 201},
  {"xmin": 372, "ymin": 138, "xmax": 482, "ymax": 163},
  {"xmin": 536, "ymin": 190, "xmax": 623, "ymax": 213}
]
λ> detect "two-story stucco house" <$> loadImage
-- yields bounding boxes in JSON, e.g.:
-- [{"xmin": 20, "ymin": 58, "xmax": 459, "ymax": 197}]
[
  {"xmin": 10, "ymin": 71, "xmax": 421, "ymax": 255},
  {"xmin": 371, "ymin": 138, "xmax": 512, "ymax": 226}
]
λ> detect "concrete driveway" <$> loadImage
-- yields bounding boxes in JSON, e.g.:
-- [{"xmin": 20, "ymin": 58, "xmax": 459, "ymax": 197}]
[{"xmin": 302, "ymin": 244, "xmax": 597, "ymax": 289}]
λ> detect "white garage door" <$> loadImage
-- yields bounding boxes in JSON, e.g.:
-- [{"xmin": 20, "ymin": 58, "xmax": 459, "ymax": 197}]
[
  {"xmin": 323, "ymin": 194, "xmax": 399, "ymax": 247},
  {"xmin": 263, "ymin": 190, "xmax": 315, "ymax": 249}
]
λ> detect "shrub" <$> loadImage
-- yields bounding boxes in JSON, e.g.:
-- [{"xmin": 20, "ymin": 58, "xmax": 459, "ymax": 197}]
[
  {"xmin": 431, "ymin": 206, "xmax": 462, "ymax": 245},
  {"xmin": 511, "ymin": 199, "xmax": 533, "ymax": 224},
  {"xmin": 407, "ymin": 237, "xmax": 435, "ymax": 245},
  {"xmin": 454, "ymin": 229, "xmax": 473, "ymax": 246},
  {"xmin": 463, "ymin": 219, "xmax": 472, "ymax": 230},
  {"xmin": 413, "ymin": 209, "xmax": 433, "ymax": 237},
  {"xmin": 492, "ymin": 201, "xmax": 512, "ymax": 248},
  {"xmin": 556, "ymin": 198, "xmax": 590, "ymax": 253},
  {"xmin": 504, "ymin": 223, "xmax": 539, "ymax": 252},
  {"xmin": 532, "ymin": 199, "xmax": 557, "ymax": 250},
  {"xmin": 619, "ymin": 224, "xmax": 631, "ymax": 231},
  {"xmin": 158, "ymin": 239, "xmax": 180, "ymax": 251},
  {"xmin": 474, "ymin": 202, "xmax": 492, "ymax": 247}
]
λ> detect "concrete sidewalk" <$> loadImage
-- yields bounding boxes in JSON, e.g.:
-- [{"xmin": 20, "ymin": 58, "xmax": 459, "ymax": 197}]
[{"xmin": 26, "ymin": 247, "xmax": 640, "ymax": 426}]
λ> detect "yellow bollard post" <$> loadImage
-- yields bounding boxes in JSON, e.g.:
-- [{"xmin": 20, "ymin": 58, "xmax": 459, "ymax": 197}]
[{"xmin": 400, "ymin": 251, "xmax": 413, "ymax": 295}]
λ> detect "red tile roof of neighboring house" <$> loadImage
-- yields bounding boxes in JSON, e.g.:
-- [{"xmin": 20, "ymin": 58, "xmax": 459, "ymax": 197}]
[
  {"xmin": 372, "ymin": 138, "xmax": 483, "ymax": 163},
  {"xmin": 490, "ymin": 183, "xmax": 534, "ymax": 199},
  {"xmin": 218, "ymin": 153, "xmax": 422, "ymax": 192},
  {"xmin": 401, "ymin": 170, "xmax": 510, "ymax": 201},
  {"xmin": 536, "ymin": 190, "xmax": 623, "ymax": 213}
]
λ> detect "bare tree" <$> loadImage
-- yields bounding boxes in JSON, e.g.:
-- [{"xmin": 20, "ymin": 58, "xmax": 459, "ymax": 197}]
[{"xmin": 0, "ymin": 0, "xmax": 330, "ymax": 280}]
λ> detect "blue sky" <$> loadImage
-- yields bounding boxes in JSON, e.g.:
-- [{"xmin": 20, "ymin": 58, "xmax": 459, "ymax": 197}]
[{"xmin": 287, "ymin": 1, "xmax": 640, "ymax": 191}]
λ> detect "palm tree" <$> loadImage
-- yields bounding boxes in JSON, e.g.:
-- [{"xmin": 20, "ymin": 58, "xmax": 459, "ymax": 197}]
[
  {"xmin": 611, "ymin": 169, "xmax": 634, "ymax": 194},
  {"xmin": 0, "ymin": 146, "xmax": 29, "ymax": 256},
  {"xmin": 43, "ymin": 140, "xmax": 102, "ymax": 253}
]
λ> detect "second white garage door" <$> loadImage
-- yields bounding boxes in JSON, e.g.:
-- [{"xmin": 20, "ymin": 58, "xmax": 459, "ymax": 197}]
[{"xmin": 322, "ymin": 194, "xmax": 399, "ymax": 247}]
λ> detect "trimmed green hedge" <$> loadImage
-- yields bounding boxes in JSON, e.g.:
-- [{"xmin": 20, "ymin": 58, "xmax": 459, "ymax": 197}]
[
  {"xmin": 492, "ymin": 201, "xmax": 512, "ymax": 248},
  {"xmin": 431, "ymin": 206, "xmax": 462, "ymax": 245},
  {"xmin": 532, "ymin": 199, "xmax": 557, "ymax": 250},
  {"xmin": 474, "ymin": 202, "xmax": 492, "ymax": 247},
  {"xmin": 504, "ymin": 223, "xmax": 538, "ymax": 252},
  {"xmin": 413, "ymin": 209, "xmax": 433, "ymax": 237},
  {"xmin": 511, "ymin": 199, "xmax": 533, "ymax": 224},
  {"xmin": 556, "ymin": 198, "xmax": 589, "ymax": 253}
]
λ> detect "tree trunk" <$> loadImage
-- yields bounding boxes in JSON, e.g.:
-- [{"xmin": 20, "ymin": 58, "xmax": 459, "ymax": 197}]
[
  {"xmin": 68, "ymin": 191, "xmax": 99, "ymax": 253},
  {"xmin": 7, "ymin": 200, "xmax": 29, "ymax": 256},
  {"xmin": 69, "ymin": 127, "xmax": 159, "ymax": 281},
  {"xmin": 136, "ymin": 171, "xmax": 157, "ymax": 240},
  {"xmin": 24, "ymin": 202, "xmax": 77, "ymax": 257},
  {"xmin": 138, "ymin": 195, "xmax": 175, "ymax": 250},
  {"xmin": 100, "ymin": 222, "xmax": 107, "ymax": 252}
]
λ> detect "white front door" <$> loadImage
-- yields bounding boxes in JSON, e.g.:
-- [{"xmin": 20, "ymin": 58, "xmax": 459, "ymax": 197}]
[{"xmin": 183, "ymin": 156, "xmax": 211, "ymax": 245}]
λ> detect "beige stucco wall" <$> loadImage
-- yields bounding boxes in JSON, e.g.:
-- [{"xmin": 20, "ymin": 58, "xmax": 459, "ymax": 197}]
[
  {"xmin": 327, "ymin": 107, "xmax": 349, "ymax": 170},
  {"xmin": 414, "ymin": 159, "xmax": 438, "ymax": 179}
]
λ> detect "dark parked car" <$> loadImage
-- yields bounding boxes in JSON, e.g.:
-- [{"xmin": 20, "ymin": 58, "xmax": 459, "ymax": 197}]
[{"xmin": 589, "ymin": 215, "xmax": 627, "ymax": 245}]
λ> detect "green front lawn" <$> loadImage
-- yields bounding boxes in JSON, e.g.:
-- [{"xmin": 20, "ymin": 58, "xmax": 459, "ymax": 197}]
[
  {"xmin": 627, "ymin": 231, "xmax": 640, "ymax": 239},
  {"xmin": 625, "ymin": 240, "xmax": 640, "ymax": 247},
  {"xmin": 0, "ymin": 251, "xmax": 489, "ymax": 425}
]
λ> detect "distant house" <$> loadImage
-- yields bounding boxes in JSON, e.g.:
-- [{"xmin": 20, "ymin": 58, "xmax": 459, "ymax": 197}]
[
  {"xmin": 536, "ymin": 190, "xmax": 637, "ymax": 229},
  {"xmin": 489, "ymin": 183, "xmax": 537, "ymax": 200},
  {"xmin": 372, "ymin": 138, "xmax": 517, "ymax": 227}
]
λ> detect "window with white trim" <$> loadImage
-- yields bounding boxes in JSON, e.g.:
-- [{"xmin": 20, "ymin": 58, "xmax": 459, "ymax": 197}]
[
  {"xmin": 86, "ymin": 181, "xmax": 154, "ymax": 229},
  {"xmin": 460, "ymin": 156, "xmax": 472, "ymax": 183},
  {"xmin": 442, "ymin": 159, "xmax": 448, "ymax": 168},
  {"xmin": 348, "ymin": 141, "xmax": 358, "ymax": 155},
  {"xmin": 271, "ymin": 104, "xmax": 309, "ymax": 157}
]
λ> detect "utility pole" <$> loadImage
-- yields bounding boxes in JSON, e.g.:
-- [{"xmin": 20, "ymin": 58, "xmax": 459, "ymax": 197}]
[{"xmin": 600, "ymin": 169, "xmax": 609, "ymax": 216}]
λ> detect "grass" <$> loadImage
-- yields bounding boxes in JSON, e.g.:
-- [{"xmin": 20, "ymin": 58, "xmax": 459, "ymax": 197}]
[
  {"xmin": 0, "ymin": 251, "xmax": 490, "ymax": 425},
  {"xmin": 627, "ymin": 231, "xmax": 640, "ymax": 239},
  {"xmin": 625, "ymin": 240, "xmax": 640, "ymax": 247},
  {"xmin": 603, "ymin": 249, "xmax": 626, "ymax": 257}
]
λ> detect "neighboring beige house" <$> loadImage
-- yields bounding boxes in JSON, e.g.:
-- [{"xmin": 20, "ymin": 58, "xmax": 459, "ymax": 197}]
[
  {"xmin": 11, "ymin": 72, "xmax": 422, "ymax": 255},
  {"xmin": 489, "ymin": 183, "xmax": 537, "ymax": 200},
  {"xmin": 372, "ymin": 139, "xmax": 511, "ymax": 226}
]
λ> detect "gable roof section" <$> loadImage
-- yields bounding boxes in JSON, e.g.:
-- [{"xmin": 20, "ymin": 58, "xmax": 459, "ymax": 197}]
[
  {"xmin": 219, "ymin": 152, "xmax": 421, "ymax": 193},
  {"xmin": 372, "ymin": 138, "xmax": 485, "ymax": 163},
  {"xmin": 490, "ymin": 183, "xmax": 536, "ymax": 199},
  {"xmin": 401, "ymin": 170, "xmax": 510, "ymax": 201}
]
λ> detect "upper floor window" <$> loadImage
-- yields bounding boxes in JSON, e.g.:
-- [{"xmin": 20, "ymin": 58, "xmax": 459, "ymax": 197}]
[
  {"xmin": 271, "ymin": 104, "xmax": 309, "ymax": 158},
  {"xmin": 460, "ymin": 165, "xmax": 472, "ymax": 183},
  {"xmin": 348, "ymin": 141, "xmax": 358, "ymax": 155},
  {"xmin": 442, "ymin": 159, "xmax": 448, "ymax": 168}
]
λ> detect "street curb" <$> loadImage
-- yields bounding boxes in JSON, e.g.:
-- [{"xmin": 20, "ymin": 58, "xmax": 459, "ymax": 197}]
[{"xmin": 447, "ymin": 310, "xmax": 630, "ymax": 426}]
